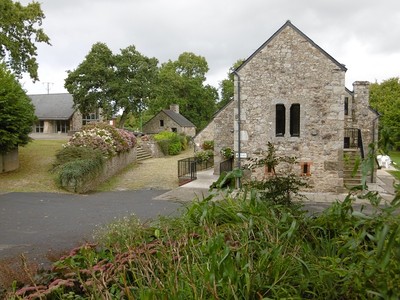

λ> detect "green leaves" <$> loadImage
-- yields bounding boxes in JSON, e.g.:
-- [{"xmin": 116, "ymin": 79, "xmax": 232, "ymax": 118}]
[
  {"xmin": 65, "ymin": 43, "xmax": 158, "ymax": 128},
  {"xmin": 0, "ymin": 0, "xmax": 50, "ymax": 81},
  {"xmin": 0, "ymin": 64, "xmax": 36, "ymax": 153}
]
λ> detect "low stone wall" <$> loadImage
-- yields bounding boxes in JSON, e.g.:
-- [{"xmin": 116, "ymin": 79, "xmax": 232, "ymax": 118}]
[
  {"xmin": 62, "ymin": 148, "xmax": 137, "ymax": 193},
  {"xmin": 140, "ymin": 139, "xmax": 164, "ymax": 158},
  {"xmin": 0, "ymin": 148, "xmax": 19, "ymax": 173}
]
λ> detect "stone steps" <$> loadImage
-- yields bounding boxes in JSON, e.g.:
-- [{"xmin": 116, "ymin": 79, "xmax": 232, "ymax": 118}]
[
  {"xmin": 136, "ymin": 146, "xmax": 152, "ymax": 161},
  {"xmin": 343, "ymin": 150, "xmax": 362, "ymax": 189}
]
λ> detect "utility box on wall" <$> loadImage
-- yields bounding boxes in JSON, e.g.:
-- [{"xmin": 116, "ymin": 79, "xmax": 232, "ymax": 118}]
[{"xmin": 0, "ymin": 148, "xmax": 19, "ymax": 173}]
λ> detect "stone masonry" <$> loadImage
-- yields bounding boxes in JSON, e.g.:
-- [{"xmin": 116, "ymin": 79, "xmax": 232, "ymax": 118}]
[{"xmin": 229, "ymin": 21, "xmax": 377, "ymax": 192}]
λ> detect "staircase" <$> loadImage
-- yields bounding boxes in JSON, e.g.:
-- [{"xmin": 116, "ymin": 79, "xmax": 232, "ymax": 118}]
[
  {"xmin": 343, "ymin": 149, "xmax": 362, "ymax": 189},
  {"xmin": 136, "ymin": 146, "xmax": 152, "ymax": 161}
]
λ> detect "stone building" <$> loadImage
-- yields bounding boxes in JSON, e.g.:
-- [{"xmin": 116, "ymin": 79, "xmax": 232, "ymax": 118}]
[
  {"xmin": 143, "ymin": 104, "xmax": 196, "ymax": 137},
  {"xmin": 30, "ymin": 93, "xmax": 104, "ymax": 134},
  {"xmin": 212, "ymin": 21, "xmax": 378, "ymax": 192}
]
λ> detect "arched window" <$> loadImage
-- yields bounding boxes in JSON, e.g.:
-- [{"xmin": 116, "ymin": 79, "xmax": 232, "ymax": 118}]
[
  {"xmin": 275, "ymin": 104, "xmax": 285, "ymax": 136},
  {"xmin": 290, "ymin": 104, "xmax": 300, "ymax": 137}
]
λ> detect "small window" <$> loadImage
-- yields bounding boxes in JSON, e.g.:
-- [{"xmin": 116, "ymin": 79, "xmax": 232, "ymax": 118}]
[
  {"xmin": 344, "ymin": 97, "xmax": 349, "ymax": 116},
  {"xmin": 275, "ymin": 104, "xmax": 286, "ymax": 136},
  {"xmin": 300, "ymin": 162, "xmax": 311, "ymax": 176},
  {"xmin": 172, "ymin": 127, "xmax": 177, "ymax": 133},
  {"xmin": 160, "ymin": 120, "xmax": 164, "ymax": 127},
  {"xmin": 290, "ymin": 104, "xmax": 300, "ymax": 137}
]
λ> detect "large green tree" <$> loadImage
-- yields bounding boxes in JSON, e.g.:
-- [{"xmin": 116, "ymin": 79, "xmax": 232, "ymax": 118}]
[
  {"xmin": 0, "ymin": 0, "xmax": 50, "ymax": 81},
  {"xmin": 151, "ymin": 52, "xmax": 218, "ymax": 130},
  {"xmin": 0, "ymin": 64, "xmax": 36, "ymax": 153},
  {"xmin": 369, "ymin": 77, "xmax": 400, "ymax": 151},
  {"xmin": 218, "ymin": 59, "xmax": 244, "ymax": 110},
  {"xmin": 65, "ymin": 43, "xmax": 158, "ymax": 128}
]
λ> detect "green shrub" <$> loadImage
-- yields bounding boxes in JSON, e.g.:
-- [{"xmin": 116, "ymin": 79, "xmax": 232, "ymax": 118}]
[
  {"xmin": 52, "ymin": 146, "xmax": 103, "ymax": 170},
  {"xmin": 194, "ymin": 149, "xmax": 213, "ymax": 162},
  {"xmin": 154, "ymin": 131, "xmax": 185, "ymax": 155},
  {"xmin": 56, "ymin": 154, "xmax": 104, "ymax": 192}
]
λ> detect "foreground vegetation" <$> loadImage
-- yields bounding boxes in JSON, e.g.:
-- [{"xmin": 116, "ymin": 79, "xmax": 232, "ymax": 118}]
[
  {"xmin": 389, "ymin": 151, "xmax": 400, "ymax": 181},
  {"xmin": 7, "ymin": 188, "xmax": 400, "ymax": 299}
]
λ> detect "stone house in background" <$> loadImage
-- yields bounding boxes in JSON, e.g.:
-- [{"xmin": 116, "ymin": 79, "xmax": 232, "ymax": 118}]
[
  {"xmin": 29, "ymin": 93, "xmax": 104, "ymax": 134},
  {"xmin": 143, "ymin": 104, "xmax": 196, "ymax": 137},
  {"xmin": 208, "ymin": 20, "xmax": 378, "ymax": 192}
]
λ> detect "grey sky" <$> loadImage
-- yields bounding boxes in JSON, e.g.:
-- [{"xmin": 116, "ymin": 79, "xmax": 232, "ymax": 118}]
[{"xmin": 19, "ymin": 0, "xmax": 400, "ymax": 95}]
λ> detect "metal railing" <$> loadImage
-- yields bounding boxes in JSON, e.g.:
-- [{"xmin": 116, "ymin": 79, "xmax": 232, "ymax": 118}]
[
  {"xmin": 220, "ymin": 158, "xmax": 233, "ymax": 173},
  {"xmin": 344, "ymin": 127, "xmax": 364, "ymax": 159},
  {"xmin": 178, "ymin": 157, "xmax": 214, "ymax": 185}
]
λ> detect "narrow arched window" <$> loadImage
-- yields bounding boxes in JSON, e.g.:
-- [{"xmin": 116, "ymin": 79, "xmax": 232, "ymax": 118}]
[
  {"xmin": 275, "ymin": 104, "xmax": 285, "ymax": 136},
  {"xmin": 290, "ymin": 104, "xmax": 300, "ymax": 137}
]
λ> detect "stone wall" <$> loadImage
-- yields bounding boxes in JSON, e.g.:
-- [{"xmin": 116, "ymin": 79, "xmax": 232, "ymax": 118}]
[
  {"xmin": 62, "ymin": 148, "xmax": 137, "ymax": 193},
  {"xmin": 234, "ymin": 23, "xmax": 347, "ymax": 192},
  {"xmin": 194, "ymin": 120, "xmax": 215, "ymax": 149},
  {"xmin": 0, "ymin": 148, "xmax": 19, "ymax": 173},
  {"xmin": 214, "ymin": 100, "xmax": 235, "ymax": 174}
]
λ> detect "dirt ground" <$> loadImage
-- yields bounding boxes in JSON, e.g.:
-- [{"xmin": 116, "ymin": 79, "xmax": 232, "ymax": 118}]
[{"xmin": 97, "ymin": 148, "xmax": 196, "ymax": 191}]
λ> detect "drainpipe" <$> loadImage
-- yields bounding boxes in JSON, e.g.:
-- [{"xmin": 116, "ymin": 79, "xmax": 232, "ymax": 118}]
[
  {"xmin": 233, "ymin": 71, "xmax": 241, "ymax": 188},
  {"xmin": 371, "ymin": 115, "xmax": 380, "ymax": 183}
]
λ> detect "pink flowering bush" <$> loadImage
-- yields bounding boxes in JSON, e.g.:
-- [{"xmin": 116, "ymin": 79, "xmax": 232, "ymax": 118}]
[{"xmin": 65, "ymin": 123, "xmax": 136, "ymax": 157}]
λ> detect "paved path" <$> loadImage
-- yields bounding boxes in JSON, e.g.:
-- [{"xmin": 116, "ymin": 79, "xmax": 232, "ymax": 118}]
[{"xmin": 0, "ymin": 190, "xmax": 182, "ymax": 266}]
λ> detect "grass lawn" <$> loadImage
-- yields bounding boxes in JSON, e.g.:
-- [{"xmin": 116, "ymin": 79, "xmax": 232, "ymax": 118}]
[
  {"xmin": 0, "ymin": 140, "xmax": 66, "ymax": 193},
  {"xmin": 389, "ymin": 151, "xmax": 400, "ymax": 181}
]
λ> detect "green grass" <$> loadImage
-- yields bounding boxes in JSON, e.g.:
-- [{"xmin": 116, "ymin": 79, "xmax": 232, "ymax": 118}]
[
  {"xmin": 389, "ymin": 151, "xmax": 400, "ymax": 180},
  {"xmin": 0, "ymin": 140, "xmax": 66, "ymax": 192}
]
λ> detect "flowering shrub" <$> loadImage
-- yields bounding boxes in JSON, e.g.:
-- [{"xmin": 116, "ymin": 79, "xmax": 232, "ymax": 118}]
[
  {"xmin": 65, "ymin": 123, "xmax": 136, "ymax": 157},
  {"xmin": 194, "ymin": 149, "xmax": 213, "ymax": 162}
]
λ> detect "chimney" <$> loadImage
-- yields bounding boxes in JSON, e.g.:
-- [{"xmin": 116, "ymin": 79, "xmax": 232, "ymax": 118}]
[{"xmin": 170, "ymin": 104, "xmax": 179, "ymax": 114}]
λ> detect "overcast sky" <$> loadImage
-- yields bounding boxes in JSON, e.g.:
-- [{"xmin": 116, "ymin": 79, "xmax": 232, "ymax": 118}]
[{"xmin": 18, "ymin": 0, "xmax": 400, "ymax": 95}]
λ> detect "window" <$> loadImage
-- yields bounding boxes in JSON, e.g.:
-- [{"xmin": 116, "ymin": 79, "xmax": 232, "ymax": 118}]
[
  {"xmin": 300, "ymin": 162, "xmax": 311, "ymax": 176},
  {"xmin": 171, "ymin": 127, "xmax": 177, "ymax": 133},
  {"xmin": 82, "ymin": 110, "xmax": 99, "ymax": 125},
  {"xmin": 344, "ymin": 97, "xmax": 349, "ymax": 116},
  {"xmin": 275, "ymin": 104, "xmax": 286, "ymax": 136},
  {"xmin": 35, "ymin": 121, "xmax": 44, "ymax": 133},
  {"xmin": 160, "ymin": 120, "xmax": 164, "ymax": 127},
  {"xmin": 290, "ymin": 104, "xmax": 300, "ymax": 137}
]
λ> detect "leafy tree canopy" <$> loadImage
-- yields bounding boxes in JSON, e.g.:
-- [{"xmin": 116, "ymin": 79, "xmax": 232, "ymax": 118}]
[
  {"xmin": 0, "ymin": 64, "xmax": 36, "ymax": 153},
  {"xmin": 150, "ymin": 52, "xmax": 218, "ymax": 130},
  {"xmin": 65, "ymin": 43, "xmax": 158, "ymax": 128},
  {"xmin": 218, "ymin": 59, "xmax": 244, "ymax": 110},
  {"xmin": 369, "ymin": 77, "xmax": 400, "ymax": 150},
  {"xmin": 0, "ymin": 0, "xmax": 50, "ymax": 81}
]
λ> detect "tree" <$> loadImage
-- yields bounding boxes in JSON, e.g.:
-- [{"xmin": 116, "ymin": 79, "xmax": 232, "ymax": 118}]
[
  {"xmin": 65, "ymin": 43, "xmax": 158, "ymax": 128},
  {"xmin": 0, "ymin": 64, "xmax": 36, "ymax": 154},
  {"xmin": 151, "ymin": 52, "xmax": 218, "ymax": 130},
  {"xmin": 369, "ymin": 77, "xmax": 400, "ymax": 150},
  {"xmin": 218, "ymin": 59, "xmax": 244, "ymax": 110},
  {"xmin": 0, "ymin": 0, "xmax": 50, "ymax": 81},
  {"xmin": 112, "ymin": 45, "xmax": 158, "ymax": 127}
]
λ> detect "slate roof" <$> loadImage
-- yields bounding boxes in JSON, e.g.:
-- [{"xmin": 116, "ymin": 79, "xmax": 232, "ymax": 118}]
[
  {"xmin": 29, "ymin": 93, "xmax": 75, "ymax": 120},
  {"xmin": 236, "ymin": 20, "xmax": 347, "ymax": 73},
  {"xmin": 162, "ymin": 109, "xmax": 195, "ymax": 127}
]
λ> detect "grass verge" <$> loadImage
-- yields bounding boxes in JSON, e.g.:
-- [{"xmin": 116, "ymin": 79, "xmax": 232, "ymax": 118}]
[
  {"xmin": 389, "ymin": 151, "xmax": 400, "ymax": 181},
  {"xmin": 0, "ymin": 140, "xmax": 65, "ymax": 193}
]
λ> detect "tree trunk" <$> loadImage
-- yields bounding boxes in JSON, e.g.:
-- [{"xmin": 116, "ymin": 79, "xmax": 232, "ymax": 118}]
[{"xmin": 117, "ymin": 109, "xmax": 129, "ymax": 128}]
